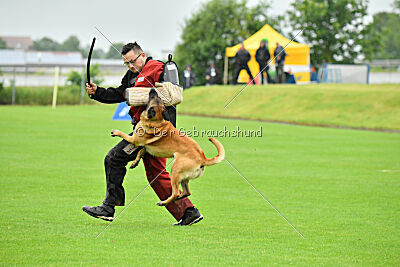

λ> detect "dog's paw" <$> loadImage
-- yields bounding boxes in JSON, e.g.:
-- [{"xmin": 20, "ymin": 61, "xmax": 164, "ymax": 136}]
[
  {"xmin": 111, "ymin": 129, "xmax": 119, "ymax": 137},
  {"xmin": 130, "ymin": 161, "xmax": 139, "ymax": 169},
  {"xmin": 157, "ymin": 201, "xmax": 166, "ymax": 206}
]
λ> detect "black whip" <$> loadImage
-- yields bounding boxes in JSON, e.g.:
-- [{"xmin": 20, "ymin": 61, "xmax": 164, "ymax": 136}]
[{"xmin": 87, "ymin": 37, "xmax": 96, "ymax": 98}]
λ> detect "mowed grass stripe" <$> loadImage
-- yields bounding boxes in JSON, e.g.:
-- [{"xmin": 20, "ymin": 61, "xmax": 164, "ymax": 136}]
[{"xmin": 179, "ymin": 83, "xmax": 400, "ymax": 130}]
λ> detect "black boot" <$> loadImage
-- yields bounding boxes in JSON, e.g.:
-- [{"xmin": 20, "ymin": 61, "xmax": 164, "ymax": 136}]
[
  {"xmin": 82, "ymin": 203, "xmax": 115, "ymax": 222},
  {"xmin": 173, "ymin": 207, "xmax": 203, "ymax": 226}
]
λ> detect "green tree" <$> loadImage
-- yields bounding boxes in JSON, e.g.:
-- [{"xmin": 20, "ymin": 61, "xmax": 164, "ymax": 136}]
[
  {"xmin": 81, "ymin": 44, "xmax": 105, "ymax": 59},
  {"xmin": 59, "ymin": 35, "xmax": 80, "ymax": 51},
  {"xmin": 394, "ymin": 0, "xmax": 400, "ymax": 11},
  {"xmin": 0, "ymin": 37, "xmax": 7, "ymax": 49},
  {"xmin": 288, "ymin": 0, "xmax": 377, "ymax": 65},
  {"xmin": 105, "ymin": 42, "xmax": 125, "ymax": 59},
  {"xmin": 367, "ymin": 11, "xmax": 400, "ymax": 59},
  {"xmin": 174, "ymin": 0, "xmax": 279, "ymax": 85},
  {"xmin": 30, "ymin": 37, "xmax": 60, "ymax": 51},
  {"xmin": 66, "ymin": 64, "xmax": 104, "ymax": 87}
]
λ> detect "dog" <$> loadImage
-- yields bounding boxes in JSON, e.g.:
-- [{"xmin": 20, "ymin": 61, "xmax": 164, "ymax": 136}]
[{"xmin": 111, "ymin": 89, "xmax": 225, "ymax": 206}]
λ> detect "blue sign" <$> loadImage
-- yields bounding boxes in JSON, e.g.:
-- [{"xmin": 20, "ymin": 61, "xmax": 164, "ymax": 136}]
[{"xmin": 112, "ymin": 102, "xmax": 131, "ymax": 121}]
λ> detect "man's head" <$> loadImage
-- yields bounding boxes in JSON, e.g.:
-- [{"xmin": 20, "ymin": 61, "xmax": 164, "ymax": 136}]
[
  {"xmin": 276, "ymin": 42, "xmax": 280, "ymax": 47},
  {"xmin": 240, "ymin": 42, "xmax": 245, "ymax": 50},
  {"xmin": 261, "ymin": 38, "xmax": 268, "ymax": 48},
  {"xmin": 122, "ymin": 42, "xmax": 146, "ymax": 73}
]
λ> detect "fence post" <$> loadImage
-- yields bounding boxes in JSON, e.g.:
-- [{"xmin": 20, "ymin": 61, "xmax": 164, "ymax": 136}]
[
  {"xmin": 223, "ymin": 55, "xmax": 228, "ymax": 85},
  {"xmin": 11, "ymin": 67, "xmax": 16, "ymax": 105},
  {"xmin": 52, "ymin": 66, "xmax": 60, "ymax": 109},
  {"xmin": 80, "ymin": 66, "xmax": 85, "ymax": 104}
]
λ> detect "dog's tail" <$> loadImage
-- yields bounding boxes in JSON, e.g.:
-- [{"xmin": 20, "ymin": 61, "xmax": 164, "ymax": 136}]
[{"xmin": 202, "ymin": 137, "xmax": 225, "ymax": 166}]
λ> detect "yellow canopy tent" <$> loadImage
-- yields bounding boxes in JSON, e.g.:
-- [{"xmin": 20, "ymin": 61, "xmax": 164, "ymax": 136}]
[{"xmin": 224, "ymin": 24, "xmax": 310, "ymax": 84}]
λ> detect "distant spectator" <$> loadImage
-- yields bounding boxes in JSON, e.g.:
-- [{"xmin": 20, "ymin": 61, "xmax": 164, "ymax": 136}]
[
  {"xmin": 233, "ymin": 43, "xmax": 255, "ymax": 85},
  {"xmin": 274, "ymin": 42, "xmax": 287, "ymax": 83},
  {"xmin": 182, "ymin": 64, "xmax": 195, "ymax": 89},
  {"xmin": 310, "ymin": 66, "xmax": 320, "ymax": 83},
  {"xmin": 205, "ymin": 61, "xmax": 220, "ymax": 85},
  {"xmin": 285, "ymin": 69, "xmax": 296, "ymax": 84},
  {"xmin": 255, "ymin": 38, "xmax": 271, "ymax": 84}
]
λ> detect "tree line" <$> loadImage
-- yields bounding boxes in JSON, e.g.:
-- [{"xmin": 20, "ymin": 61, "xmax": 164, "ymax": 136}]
[{"xmin": 0, "ymin": 35, "xmax": 124, "ymax": 59}]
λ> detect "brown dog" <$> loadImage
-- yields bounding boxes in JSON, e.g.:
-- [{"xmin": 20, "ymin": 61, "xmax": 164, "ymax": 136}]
[{"xmin": 111, "ymin": 89, "xmax": 225, "ymax": 206}]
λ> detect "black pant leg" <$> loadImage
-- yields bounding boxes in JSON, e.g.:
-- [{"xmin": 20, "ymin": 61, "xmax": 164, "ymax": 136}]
[
  {"xmin": 266, "ymin": 70, "xmax": 272, "ymax": 83},
  {"xmin": 276, "ymin": 65, "xmax": 282, "ymax": 83},
  {"xmin": 259, "ymin": 64, "xmax": 269, "ymax": 84},
  {"xmin": 234, "ymin": 65, "xmax": 244, "ymax": 84},
  {"xmin": 244, "ymin": 64, "xmax": 255, "ymax": 84},
  {"xmin": 103, "ymin": 133, "xmax": 141, "ymax": 206}
]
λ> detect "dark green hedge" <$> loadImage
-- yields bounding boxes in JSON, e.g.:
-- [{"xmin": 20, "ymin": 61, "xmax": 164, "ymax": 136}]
[{"xmin": 0, "ymin": 86, "xmax": 95, "ymax": 105}]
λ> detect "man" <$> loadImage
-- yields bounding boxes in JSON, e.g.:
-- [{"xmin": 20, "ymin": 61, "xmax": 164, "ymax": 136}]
[
  {"xmin": 83, "ymin": 42, "xmax": 202, "ymax": 226},
  {"xmin": 233, "ymin": 43, "xmax": 255, "ymax": 85},
  {"xmin": 274, "ymin": 42, "xmax": 287, "ymax": 83},
  {"xmin": 205, "ymin": 61, "xmax": 220, "ymax": 85},
  {"xmin": 255, "ymin": 39, "xmax": 271, "ymax": 84},
  {"xmin": 182, "ymin": 64, "xmax": 195, "ymax": 89}
]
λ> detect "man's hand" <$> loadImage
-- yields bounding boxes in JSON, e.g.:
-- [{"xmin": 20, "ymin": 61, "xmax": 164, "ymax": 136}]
[
  {"xmin": 154, "ymin": 82, "xmax": 165, "ymax": 91},
  {"xmin": 86, "ymin": 82, "xmax": 97, "ymax": 96}
]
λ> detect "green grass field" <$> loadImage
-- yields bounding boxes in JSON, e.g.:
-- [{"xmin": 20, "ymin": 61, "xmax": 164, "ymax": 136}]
[
  {"xmin": 1, "ymin": 105, "xmax": 399, "ymax": 265},
  {"xmin": 180, "ymin": 84, "xmax": 400, "ymax": 130}
]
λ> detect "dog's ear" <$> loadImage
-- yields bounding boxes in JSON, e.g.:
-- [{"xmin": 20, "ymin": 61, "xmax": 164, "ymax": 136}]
[{"xmin": 162, "ymin": 109, "xmax": 169, "ymax": 121}]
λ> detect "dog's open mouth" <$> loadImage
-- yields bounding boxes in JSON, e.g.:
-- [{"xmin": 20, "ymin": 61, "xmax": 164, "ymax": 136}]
[
  {"xmin": 147, "ymin": 106, "xmax": 156, "ymax": 119},
  {"xmin": 145, "ymin": 89, "xmax": 165, "ymax": 120}
]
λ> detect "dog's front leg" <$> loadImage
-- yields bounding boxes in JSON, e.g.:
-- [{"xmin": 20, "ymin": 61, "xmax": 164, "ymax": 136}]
[{"xmin": 111, "ymin": 129, "xmax": 138, "ymax": 146}]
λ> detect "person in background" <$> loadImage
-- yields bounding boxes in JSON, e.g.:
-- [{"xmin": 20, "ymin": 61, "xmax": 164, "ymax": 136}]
[
  {"xmin": 205, "ymin": 61, "xmax": 220, "ymax": 85},
  {"xmin": 285, "ymin": 69, "xmax": 296, "ymax": 84},
  {"xmin": 182, "ymin": 64, "xmax": 196, "ymax": 89},
  {"xmin": 233, "ymin": 43, "xmax": 255, "ymax": 85},
  {"xmin": 310, "ymin": 65, "xmax": 320, "ymax": 83},
  {"xmin": 255, "ymin": 38, "xmax": 271, "ymax": 84},
  {"xmin": 274, "ymin": 42, "xmax": 287, "ymax": 83}
]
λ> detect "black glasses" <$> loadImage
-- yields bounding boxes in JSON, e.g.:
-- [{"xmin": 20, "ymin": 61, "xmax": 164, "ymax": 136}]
[{"xmin": 123, "ymin": 53, "xmax": 141, "ymax": 66}]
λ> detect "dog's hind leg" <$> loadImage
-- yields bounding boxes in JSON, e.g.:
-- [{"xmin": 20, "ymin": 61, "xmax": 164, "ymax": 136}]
[
  {"xmin": 157, "ymin": 173, "xmax": 181, "ymax": 206},
  {"xmin": 130, "ymin": 148, "xmax": 145, "ymax": 169},
  {"xmin": 176, "ymin": 180, "xmax": 191, "ymax": 200}
]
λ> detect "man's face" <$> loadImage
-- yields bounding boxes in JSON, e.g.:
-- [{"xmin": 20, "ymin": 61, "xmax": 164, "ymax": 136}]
[{"xmin": 123, "ymin": 50, "xmax": 146, "ymax": 73}]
